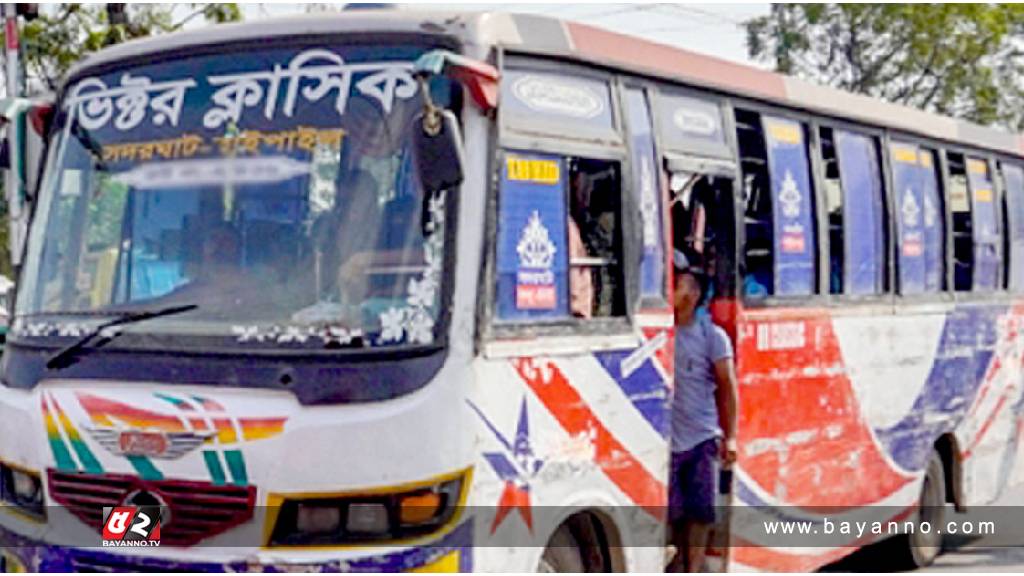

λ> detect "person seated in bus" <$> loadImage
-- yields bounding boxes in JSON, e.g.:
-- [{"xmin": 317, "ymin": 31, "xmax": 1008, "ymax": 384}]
[
  {"xmin": 667, "ymin": 251, "xmax": 738, "ymax": 573},
  {"xmin": 568, "ymin": 215, "xmax": 594, "ymax": 318},
  {"xmin": 569, "ymin": 165, "xmax": 617, "ymax": 316},
  {"xmin": 148, "ymin": 222, "xmax": 256, "ymax": 314}
]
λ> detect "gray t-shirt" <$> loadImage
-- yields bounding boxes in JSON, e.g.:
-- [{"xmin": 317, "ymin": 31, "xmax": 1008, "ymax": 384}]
[{"xmin": 671, "ymin": 316, "xmax": 734, "ymax": 453}]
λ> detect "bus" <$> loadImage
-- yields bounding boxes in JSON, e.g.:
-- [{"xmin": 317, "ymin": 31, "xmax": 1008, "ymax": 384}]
[{"xmin": 0, "ymin": 9, "xmax": 1022, "ymax": 573}]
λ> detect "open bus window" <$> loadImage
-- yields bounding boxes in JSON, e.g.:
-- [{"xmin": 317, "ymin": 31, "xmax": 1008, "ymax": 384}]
[
  {"xmin": 947, "ymin": 153, "xmax": 974, "ymax": 291},
  {"xmin": 735, "ymin": 109, "xmax": 773, "ymax": 298},
  {"xmin": 670, "ymin": 172, "xmax": 735, "ymax": 302},
  {"xmin": 735, "ymin": 109, "xmax": 817, "ymax": 299},
  {"xmin": 820, "ymin": 128, "xmax": 887, "ymax": 296},
  {"xmin": 568, "ymin": 158, "xmax": 625, "ymax": 318},
  {"xmin": 820, "ymin": 128, "xmax": 845, "ymax": 294}
]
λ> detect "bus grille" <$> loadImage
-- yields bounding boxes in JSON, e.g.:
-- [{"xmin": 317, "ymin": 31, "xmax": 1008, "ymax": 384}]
[{"xmin": 48, "ymin": 469, "xmax": 255, "ymax": 547}]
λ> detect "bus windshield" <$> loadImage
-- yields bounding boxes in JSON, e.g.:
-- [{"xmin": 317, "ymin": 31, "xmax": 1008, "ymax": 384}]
[{"xmin": 15, "ymin": 42, "xmax": 453, "ymax": 350}]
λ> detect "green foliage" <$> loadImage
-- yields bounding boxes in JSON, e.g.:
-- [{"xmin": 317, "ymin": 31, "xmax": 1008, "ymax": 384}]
[
  {"xmin": 745, "ymin": 4, "xmax": 1024, "ymax": 130},
  {"xmin": 0, "ymin": 4, "xmax": 242, "ymax": 281},
  {"xmin": 10, "ymin": 3, "xmax": 242, "ymax": 93}
]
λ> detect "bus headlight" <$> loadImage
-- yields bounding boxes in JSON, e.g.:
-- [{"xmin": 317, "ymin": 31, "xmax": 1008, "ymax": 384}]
[
  {"xmin": 0, "ymin": 464, "xmax": 44, "ymax": 519},
  {"xmin": 269, "ymin": 472, "xmax": 466, "ymax": 546}
]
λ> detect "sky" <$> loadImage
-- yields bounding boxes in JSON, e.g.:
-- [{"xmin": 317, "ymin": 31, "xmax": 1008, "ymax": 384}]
[{"xmin": 238, "ymin": 3, "xmax": 771, "ymax": 67}]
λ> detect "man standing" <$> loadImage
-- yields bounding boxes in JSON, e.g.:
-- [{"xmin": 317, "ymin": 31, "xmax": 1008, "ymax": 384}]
[{"xmin": 668, "ymin": 251, "xmax": 738, "ymax": 572}]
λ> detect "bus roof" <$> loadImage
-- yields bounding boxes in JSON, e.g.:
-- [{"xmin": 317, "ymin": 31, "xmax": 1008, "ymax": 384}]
[{"xmin": 68, "ymin": 9, "xmax": 1024, "ymax": 158}]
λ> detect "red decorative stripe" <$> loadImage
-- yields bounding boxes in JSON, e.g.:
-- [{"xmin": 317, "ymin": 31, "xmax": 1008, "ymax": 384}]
[
  {"xmin": 964, "ymin": 392, "xmax": 1010, "ymax": 460},
  {"xmin": 511, "ymin": 358, "xmax": 666, "ymax": 519}
]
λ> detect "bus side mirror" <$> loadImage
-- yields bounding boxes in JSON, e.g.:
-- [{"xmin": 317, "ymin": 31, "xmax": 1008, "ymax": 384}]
[
  {"xmin": 410, "ymin": 50, "xmax": 499, "ymax": 194},
  {"xmin": 412, "ymin": 108, "xmax": 464, "ymax": 195}
]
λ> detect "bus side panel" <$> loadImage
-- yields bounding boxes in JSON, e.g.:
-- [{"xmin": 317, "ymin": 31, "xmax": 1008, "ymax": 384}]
[
  {"xmin": 467, "ymin": 323, "xmax": 672, "ymax": 572},
  {"xmin": 728, "ymin": 300, "xmax": 1024, "ymax": 571},
  {"xmin": 953, "ymin": 300, "xmax": 1024, "ymax": 506}
]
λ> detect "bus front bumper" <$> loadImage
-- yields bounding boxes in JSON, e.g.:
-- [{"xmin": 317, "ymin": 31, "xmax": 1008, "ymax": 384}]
[{"xmin": 0, "ymin": 521, "xmax": 472, "ymax": 572}]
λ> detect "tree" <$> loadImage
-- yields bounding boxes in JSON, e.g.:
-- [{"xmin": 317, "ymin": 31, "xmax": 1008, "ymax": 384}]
[
  {"xmin": 10, "ymin": 3, "xmax": 242, "ymax": 94},
  {"xmin": 745, "ymin": 4, "xmax": 1024, "ymax": 130}
]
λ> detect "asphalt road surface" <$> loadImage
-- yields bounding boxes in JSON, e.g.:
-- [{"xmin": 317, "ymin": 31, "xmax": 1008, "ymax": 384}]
[{"xmin": 824, "ymin": 484, "xmax": 1024, "ymax": 572}]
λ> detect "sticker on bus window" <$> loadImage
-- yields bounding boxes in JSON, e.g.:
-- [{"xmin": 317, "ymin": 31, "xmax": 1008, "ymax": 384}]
[
  {"xmin": 515, "ymin": 211, "xmax": 558, "ymax": 309},
  {"xmin": 507, "ymin": 157, "xmax": 560, "ymax": 184},
  {"xmin": 497, "ymin": 152, "xmax": 569, "ymax": 321},
  {"xmin": 763, "ymin": 115, "xmax": 816, "ymax": 296}
]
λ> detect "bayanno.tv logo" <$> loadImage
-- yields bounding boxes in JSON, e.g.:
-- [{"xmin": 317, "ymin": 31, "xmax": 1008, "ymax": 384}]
[{"xmin": 101, "ymin": 506, "xmax": 162, "ymax": 547}]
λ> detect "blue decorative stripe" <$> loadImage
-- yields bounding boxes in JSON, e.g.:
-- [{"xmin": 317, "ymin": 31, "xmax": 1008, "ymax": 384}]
[
  {"xmin": 874, "ymin": 304, "xmax": 1007, "ymax": 472},
  {"xmin": 593, "ymin": 348, "xmax": 670, "ymax": 437}
]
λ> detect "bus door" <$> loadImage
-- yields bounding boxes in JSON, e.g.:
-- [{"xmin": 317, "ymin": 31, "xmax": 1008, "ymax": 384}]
[{"xmin": 654, "ymin": 88, "xmax": 739, "ymax": 572}]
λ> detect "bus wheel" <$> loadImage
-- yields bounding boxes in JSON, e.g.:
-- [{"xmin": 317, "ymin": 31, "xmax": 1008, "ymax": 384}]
[
  {"xmin": 538, "ymin": 524, "xmax": 586, "ymax": 573},
  {"xmin": 892, "ymin": 450, "xmax": 946, "ymax": 568}
]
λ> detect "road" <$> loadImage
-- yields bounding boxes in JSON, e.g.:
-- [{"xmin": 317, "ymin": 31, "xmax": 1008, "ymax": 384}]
[{"xmin": 825, "ymin": 484, "xmax": 1024, "ymax": 572}]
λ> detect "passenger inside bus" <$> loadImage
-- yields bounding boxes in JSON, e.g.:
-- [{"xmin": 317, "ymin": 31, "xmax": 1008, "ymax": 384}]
[
  {"xmin": 567, "ymin": 159, "xmax": 625, "ymax": 318},
  {"xmin": 148, "ymin": 221, "xmax": 257, "ymax": 313}
]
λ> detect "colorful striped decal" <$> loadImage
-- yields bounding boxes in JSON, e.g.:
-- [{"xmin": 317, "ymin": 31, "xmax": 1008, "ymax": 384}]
[
  {"xmin": 511, "ymin": 358, "xmax": 666, "ymax": 519},
  {"xmin": 50, "ymin": 396, "xmax": 102, "ymax": 474},
  {"xmin": 41, "ymin": 396, "xmax": 76, "ymax": 472}
]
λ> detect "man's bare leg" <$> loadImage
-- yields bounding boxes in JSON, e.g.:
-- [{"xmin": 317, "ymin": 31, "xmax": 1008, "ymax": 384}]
[
  {"xmin": 666, "ymin": 522, "xmax": 686, "ymax": 572},
  {"xmin": 685, "ymin": 521, "xmax": 712, "ymax": 572}
]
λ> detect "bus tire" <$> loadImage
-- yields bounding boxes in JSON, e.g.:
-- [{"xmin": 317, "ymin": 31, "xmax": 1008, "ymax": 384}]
[
  {"xmin": 892, "ymin": 450, "xmax": 946, "ymax": 568},
  {"xmin": 538, "ymin": 524, "xmax": 587, "ymax": 573}
]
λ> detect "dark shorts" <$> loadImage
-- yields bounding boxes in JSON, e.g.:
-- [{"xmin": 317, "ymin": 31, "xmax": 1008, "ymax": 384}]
[{"xmin": 669, "ymin": 438, "xmax": 719, "ymax": 525}]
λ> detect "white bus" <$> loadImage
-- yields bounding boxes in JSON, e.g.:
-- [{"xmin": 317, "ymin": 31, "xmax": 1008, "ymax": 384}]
[{"xmin": 3, "ymin": 10, "xmax": 1024, "ymax": 573}]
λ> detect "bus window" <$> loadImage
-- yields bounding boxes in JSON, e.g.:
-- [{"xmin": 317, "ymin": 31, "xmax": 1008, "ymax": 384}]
[
  {"xmin": 735, "ymin": 109, "xmax": 772, "ymax": 297},
  {"xmin": 820, "ymin": 128, "xmax": 887, "ymax": 296},
  {"xmin": 1001, "ymin": 163, "xmax": 1024, "ymax": 291},
  {"xmin": 967, "ymin": 157, "xmax": 1001, "ymax": 291},
  {"xmin": 624, "ymin": 87, "xmax": 667, "ymax": 305},
  {"xmin": 947, "ymin": 152, "xmax": 973, "ymax": 292},
  {"xmin": 568, "ymin": 158, "xmax": 626, "ymax": 318},
  {"xmin": 890, "ymin": 145, "xmax": 945, "ymax": 295},
  {"xmin": 495, "ymin": 151, "xmax": 625, "ymax": 322},
  {"xmin": 919, "ymin": 149, "xmax": 946, "ymax": 292},
  {"xmin": 735, "ymin": 109, "xmax": 817, "ymax": 298}
]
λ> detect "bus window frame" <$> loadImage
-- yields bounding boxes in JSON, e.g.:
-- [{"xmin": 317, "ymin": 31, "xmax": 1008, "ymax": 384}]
[
  {"xmin": 941, "ymin": 145, "xmax": 1008, "ymax": 300},
  {"xmin": 810, "ymin": 116, "xmax": 894, "ymax": 306},
  {"xmin": 884, "ymin": 130, "xmax": 956, "ymax": 305},
  {"xmin": 650, "ymin": 83, "xmax": 742, "ymax": 306},
  {"xmin": 499, "ymin": 54, "xmax": 624, "ymax": 151},
  {"xmin": 995, "ymin": 155, "xmax": 1024, "ymax": 293},
  {"xmin": 726, "ymin": 96, "xmax": 829, "ymax": 309},
  {"xmin": 482, "ymin": 51, "xmax": 641, "ymax": 355},
  {"xmin": 620, "ymin": 80, "xmax": 673, "ymax": 311}
]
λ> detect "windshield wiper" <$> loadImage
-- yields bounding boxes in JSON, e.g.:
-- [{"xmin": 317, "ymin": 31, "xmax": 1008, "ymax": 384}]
[{"xmin": 45, "ymin": 304, "xmax": 198, "ymax": 371}]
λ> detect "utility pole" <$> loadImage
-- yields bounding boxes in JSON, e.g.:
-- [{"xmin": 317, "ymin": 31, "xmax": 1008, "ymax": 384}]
[{"xmin": 2, "ymin": 3, "xmax": 24, "ymax": 268}]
